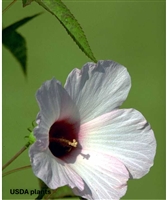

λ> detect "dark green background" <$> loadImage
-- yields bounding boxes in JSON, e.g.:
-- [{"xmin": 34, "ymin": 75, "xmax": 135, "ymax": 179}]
[{"xmin": 2, "ymin": 0, "xmax": 165, "ymax": 199}]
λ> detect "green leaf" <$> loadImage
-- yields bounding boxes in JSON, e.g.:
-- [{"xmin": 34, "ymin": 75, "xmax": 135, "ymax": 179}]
[
  {"xmin": 2, "ymin": 13, "xmax": 41, "ymax": 76},
  {"xmin": 32, "ymin": 0, "xmax": 97, "ymax": 62},
  {"xmin": 22, "ymin": 0, "xmax": 33, "ymax": 7},
  {"xmin": 36, "ymin": 179, "xmax": 81, "ymax": 200},
  {"xmin": 36, "ymin": 179, "xmax": 50, "ymax": 200},
  {"xmin": 3, "ymin": 30, "xmax": 27, "ymax": 75},
  {"xmin": 44, "ymin": 186, "xmax": 77, "ymax": 199}
]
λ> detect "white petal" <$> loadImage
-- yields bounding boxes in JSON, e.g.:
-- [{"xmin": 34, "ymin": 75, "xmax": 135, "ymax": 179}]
[
  {"xmin": 29, "ymin": 144, "xmax": 84, "ymax": 191},
  {"xmin": 64, "ymin": 150, "xmax": 129, "ymax": 199},
  {"xmin": 79, "ymin": 109, "xmax": 156, "ymax": 179},
  {"xmin": 64, "ymin": 60, "xmax": 131, "ymax": 124},
  {"xmin": 35, "ymin": 78, "xmax": 80, "ymax": 142}
]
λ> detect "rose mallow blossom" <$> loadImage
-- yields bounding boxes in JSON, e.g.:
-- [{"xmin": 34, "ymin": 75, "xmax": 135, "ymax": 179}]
[{"xmin": 29, "ymin": 60, "xmax": 156, "ymax": 200}]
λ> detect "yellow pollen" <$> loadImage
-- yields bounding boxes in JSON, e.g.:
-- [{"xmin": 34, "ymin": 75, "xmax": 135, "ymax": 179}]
[
  {"xmin": 68, "ymin": 139, "xmax": 78, "ymax": 147},
  {"xmin": 50, "ymin": 137, "xmax": 78, "ymax": 148}
]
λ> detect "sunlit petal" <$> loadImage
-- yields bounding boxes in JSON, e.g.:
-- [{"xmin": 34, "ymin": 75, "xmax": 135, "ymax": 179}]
[
  {"xmin": 79, "ymin": 109, "xmax": 156, "ymax": 179},
  {"xmin": 65, "ymin": 60, "xmax": 131, "ymax": 123}
]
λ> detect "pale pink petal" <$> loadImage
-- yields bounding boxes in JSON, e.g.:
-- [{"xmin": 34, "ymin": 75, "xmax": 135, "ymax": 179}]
[
  {"xmin": 63, "ymin": 150, "xmax": 129, "ymax": 199},
  {"xmin": 29, "ymin": 143, "xmax": 84, "ymax": 190},
  {"xmin": 79, "ymin": 109, "xmax": 156, "ymax": 179},
  {"xmin": 64, "ymin": 60, "xmax": 131, "ymax": 124},
  {"xmin": 35, "ymin": 78, "xmax": 80, "ymax": 144}
]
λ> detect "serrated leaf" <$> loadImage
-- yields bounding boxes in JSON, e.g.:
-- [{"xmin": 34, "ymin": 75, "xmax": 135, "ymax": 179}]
[
  {"xmin": 2, "ymin": 13, "xmax": 41, "ymax": 76},
  {"xmin": 32, "ymin": 0, "xmax": 97, "ymax": 62}
]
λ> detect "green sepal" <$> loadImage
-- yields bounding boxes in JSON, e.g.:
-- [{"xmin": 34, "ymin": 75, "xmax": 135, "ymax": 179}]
[
  {"xmin": 25, "ymin": 131, "xmax": 36, "ymax": 147},
  {"xmin": 28, "ymin": 131, "xmax": 36, "ymax": 145}
]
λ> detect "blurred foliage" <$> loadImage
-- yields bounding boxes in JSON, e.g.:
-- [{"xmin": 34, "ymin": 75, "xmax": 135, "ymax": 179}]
[{"xmin": 2, "ymin": 13, "xmax": 41, "ymax": 76}]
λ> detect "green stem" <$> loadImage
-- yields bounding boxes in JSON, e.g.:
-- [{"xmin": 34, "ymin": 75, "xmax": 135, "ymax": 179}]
[
  {"xmin": 2, "ymin": 142, "xmax": 30, "ymax": 171},
  {"xmin": 3, "ymin": 165, "xmax": 31, "ymax": 177},
  {"xmin": 2, "ymin": 0, "xmax": 17, "ymax": 14}
]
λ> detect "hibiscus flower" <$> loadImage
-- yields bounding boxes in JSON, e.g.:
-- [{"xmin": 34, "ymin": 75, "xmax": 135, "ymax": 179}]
[{"xmin": 29, "ymin": 60, "xmax": 156, "ymax": 199}]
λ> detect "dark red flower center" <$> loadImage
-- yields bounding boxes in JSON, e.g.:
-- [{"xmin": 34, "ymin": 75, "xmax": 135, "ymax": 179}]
[{"xmin": 49, "ymin": 119, "xmax": 79, "ymax": 158}]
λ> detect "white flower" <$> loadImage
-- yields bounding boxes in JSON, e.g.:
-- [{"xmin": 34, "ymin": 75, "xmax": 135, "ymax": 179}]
[{"xmin": 29, "ymin": 60, "xmax": 156, "ymax": 200}]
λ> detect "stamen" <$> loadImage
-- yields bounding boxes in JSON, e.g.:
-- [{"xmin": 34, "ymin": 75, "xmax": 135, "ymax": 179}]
[
  {"xmin": 68, "ymin": 139, "xmax": 78, "ymax": 148},
  {"xmin": 50, "ymin": 138, "xmax": 78, "ymax": 148}
]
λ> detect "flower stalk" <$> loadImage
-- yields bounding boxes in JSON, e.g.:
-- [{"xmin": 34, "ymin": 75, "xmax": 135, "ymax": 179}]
[
  {"xmin": 2, "ymin": 142, "xmax": 31, "ymax": 171},
  {"xmin": 2, "ymin": 0, "xmax": 17, "ymax": 14},
  {"xmin": 2, "ymin": 131, "xmax": 36, "ymax": 171},
  {"xmin": 3, "ymin": 165, "xmax": 31, "ymax": 177}
]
